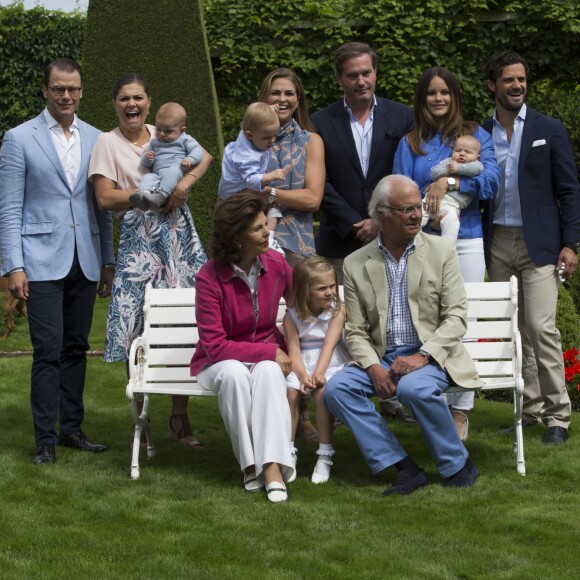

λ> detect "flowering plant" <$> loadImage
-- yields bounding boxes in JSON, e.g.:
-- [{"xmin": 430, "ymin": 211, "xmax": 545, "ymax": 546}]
[{"xmin": 563, "ymin": 348, "xmax": 580, "ymax": 410}]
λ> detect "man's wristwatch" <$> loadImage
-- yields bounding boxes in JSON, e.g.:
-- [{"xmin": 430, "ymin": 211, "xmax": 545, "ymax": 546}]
[
  {"xmin": 447, "ymin": 177, "xmax": 457, "ymax": 192},
  {"xmin": 268, "ymin": 187, "xmax": 278, "ymax": 204},
  {"xmin": 418, "ymin": 350, "xmax": 431, "ymax": 363},
  {"xmin": 563, "ymin": 242, "xmax": 580, "ymax": 254}
]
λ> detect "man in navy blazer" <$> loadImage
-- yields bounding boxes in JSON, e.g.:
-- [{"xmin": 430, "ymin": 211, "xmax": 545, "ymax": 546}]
[
  {"xmin": 311, "ymin": 42, "xmax": 413, "ymax": 275},
  {"xmin": 0, "ymin": 59, "xmax": 115, "ymax": 464},
  {"xmin": 312, "ymin": 42, "xmax": 414, "ymax": 424},
  {"xmin": 482, "ymin": 51, "xmax": 580, "ymax": 445}
]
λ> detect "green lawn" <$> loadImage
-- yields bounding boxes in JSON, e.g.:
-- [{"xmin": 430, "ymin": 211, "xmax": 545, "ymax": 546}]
[{"xmin": 1, "ymin": 299, "xmax": 578, "ymax": 578}]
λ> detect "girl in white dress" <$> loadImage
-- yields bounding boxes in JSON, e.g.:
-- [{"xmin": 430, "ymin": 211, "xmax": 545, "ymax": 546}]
[{"xmin": 284, "ymin": 257, "xmax": 351, "ymax": 483}]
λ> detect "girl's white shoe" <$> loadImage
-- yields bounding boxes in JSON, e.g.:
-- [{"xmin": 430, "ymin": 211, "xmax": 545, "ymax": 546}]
[{"xmin": 311, "ymin": 454, "xmax": 333, "ymax": 484}]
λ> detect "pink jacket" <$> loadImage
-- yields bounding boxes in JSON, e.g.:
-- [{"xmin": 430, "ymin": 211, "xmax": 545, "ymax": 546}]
[{"xmin": 190, "ymin": 250, "xmax": 292, "ymax": 376}]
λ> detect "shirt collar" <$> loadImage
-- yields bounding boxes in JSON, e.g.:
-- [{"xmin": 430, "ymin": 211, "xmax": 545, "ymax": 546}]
[
  {"xmin": 343, "ymin": 94, "xmax": 377, "ymax": 115},
  {"xmin": 43, "ymin": 107, "xmax": 79, "ymax": 132},
  {"xmin": 377, "ymin": 234, "xmax": 416, "ymax": 260},
  {"xmin": 492, "ymin": 102, "xmax": 527, "ymax": 126}
]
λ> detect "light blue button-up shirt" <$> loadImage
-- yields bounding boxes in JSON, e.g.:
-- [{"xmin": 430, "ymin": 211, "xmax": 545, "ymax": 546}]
[
  {"xmin": 492, "ymin": 103, "xmax": 526, "ymax": 226},
  {"xmin": 344, "ymin": 96, "xmax": 376, "ymax": 177},
  {"xmin": 218, "ymin": 130, "xmax": 271, "ymax": 197}
]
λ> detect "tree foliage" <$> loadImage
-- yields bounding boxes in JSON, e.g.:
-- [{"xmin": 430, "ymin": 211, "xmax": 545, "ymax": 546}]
[{"xmin": 0, "ymin": 1, "xmax": 84, "ymax": 138}]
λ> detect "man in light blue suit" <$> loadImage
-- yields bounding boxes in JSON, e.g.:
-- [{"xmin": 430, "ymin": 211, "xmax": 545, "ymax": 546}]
[{"xmin": 0, "ymin": 58, "xmax": 115, "ymax": 464}]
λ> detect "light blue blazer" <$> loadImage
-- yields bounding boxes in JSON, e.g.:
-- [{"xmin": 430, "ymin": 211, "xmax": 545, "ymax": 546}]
[{"xmin": 0, "ymin": 112, "xmax": 114, "ymax": 281}]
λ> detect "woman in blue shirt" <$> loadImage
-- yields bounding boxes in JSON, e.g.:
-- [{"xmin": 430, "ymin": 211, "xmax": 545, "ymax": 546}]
[{"xmin": 393, "ymin": 67, "xmax": 500, "ymax": 439}]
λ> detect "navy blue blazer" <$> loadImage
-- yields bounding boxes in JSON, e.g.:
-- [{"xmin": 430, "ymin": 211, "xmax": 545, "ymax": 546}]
[
  {"xmin": 312, "ymin": 97, "xmax": 413, "ymax": 258},
  {"xmin": 482, "ymin": 108, "xmax": 580, "ymax": 267}
]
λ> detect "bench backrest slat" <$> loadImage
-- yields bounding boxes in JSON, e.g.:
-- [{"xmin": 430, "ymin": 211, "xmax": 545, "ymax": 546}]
[{"xmin": 135, "ymin": 277, "xmax": 518, "ymax": 390}]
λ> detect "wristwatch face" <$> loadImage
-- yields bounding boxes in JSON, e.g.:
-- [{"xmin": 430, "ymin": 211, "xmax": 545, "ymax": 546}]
[{"xmin": 447, "ymin": 177, "xmax": 456, "ymax": 190}]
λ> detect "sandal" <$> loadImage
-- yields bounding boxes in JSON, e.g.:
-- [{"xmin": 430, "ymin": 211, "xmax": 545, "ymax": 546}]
[
  {"xmin": 169, "ymin": 413, "xmax": 203, "ymax": 449},
  {"xmin": 296, "ymin": 410, "xmax": 319, "ymax": 443}
]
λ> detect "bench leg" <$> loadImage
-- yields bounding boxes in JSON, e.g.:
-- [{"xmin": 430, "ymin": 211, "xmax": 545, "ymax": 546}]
[
  {"xmin": 512, "ymin": 382, "xmax": 526, "ymax": 476},
  {"xmin": 129, "ymin": 395, "xmax": 156, "ymax": 479}
]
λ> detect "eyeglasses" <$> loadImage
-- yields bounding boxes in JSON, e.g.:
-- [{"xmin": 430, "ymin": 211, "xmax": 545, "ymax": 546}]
[
  {"xmin": 380, "ymin": 204, "xmax": 423, "ymax": 216},
  {"xmin": 47, "ymin": 86, "xmax": 82, "ymax": 96}
]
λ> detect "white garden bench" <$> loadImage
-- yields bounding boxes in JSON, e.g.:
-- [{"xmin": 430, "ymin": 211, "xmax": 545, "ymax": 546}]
[{"xmin": 126, "ymin": 276, "xmax": 524, "ymax": 479}]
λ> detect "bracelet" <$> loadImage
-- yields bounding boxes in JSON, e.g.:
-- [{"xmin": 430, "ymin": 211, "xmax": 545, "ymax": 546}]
[
  {"xmin": 103, "ymin": 264, "xmax": 116, "ymax": 270},
  {"xmin": 187, "ymin": 172, "xmax": 198, "ymax": 184},
  {"xmin": 172, "ymin": 190, "xmax": 188, "ymax": 199}
]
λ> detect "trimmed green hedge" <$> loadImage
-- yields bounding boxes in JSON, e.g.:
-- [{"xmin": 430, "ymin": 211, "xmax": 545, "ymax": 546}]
[
  {"xmin": 0, "ymin": 3, "xmax": 84, "ymax": 138},
  {"xmin": 80, "ymin": 0, "xmax": 222, "ymax": 246}
]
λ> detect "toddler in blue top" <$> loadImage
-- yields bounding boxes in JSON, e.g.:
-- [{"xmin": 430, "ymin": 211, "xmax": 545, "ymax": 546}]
[
  {"xmin": 219, "ymin": 102, "xmax": 285, "ymax": 232},
  {"xmin": 130, "ymin": 102, "xmax": 203, "ymax": 210}
]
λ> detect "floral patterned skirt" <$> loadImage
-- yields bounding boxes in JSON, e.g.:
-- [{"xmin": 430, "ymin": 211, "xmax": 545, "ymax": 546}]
[{"xmin": 104, "ymin": 206, "xmax": 207, "ymax": 361}]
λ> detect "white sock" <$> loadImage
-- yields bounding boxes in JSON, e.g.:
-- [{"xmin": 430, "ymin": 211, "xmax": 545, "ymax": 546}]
[{"xmin": 314, "ymin": 444, "xmax": 334, "ymax": 477}]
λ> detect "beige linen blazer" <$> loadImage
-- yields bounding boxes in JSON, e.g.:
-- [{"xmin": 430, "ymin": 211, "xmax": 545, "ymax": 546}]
[{"xmin": 343, "ymin": 232, "xmax": 483, "ymax": 390}]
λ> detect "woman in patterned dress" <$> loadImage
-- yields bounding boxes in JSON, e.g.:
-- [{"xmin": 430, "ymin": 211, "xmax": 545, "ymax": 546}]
[
  {"xmin": 258, "ymin": 68, "xmax": 326, "ymax": 441},
  {"xmin": 89, "ymin": 73, "xmax": 212, "ymax": 448}
]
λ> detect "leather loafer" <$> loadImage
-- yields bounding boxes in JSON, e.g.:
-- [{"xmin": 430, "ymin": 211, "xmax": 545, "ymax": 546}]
[
  {"xmin": 33, "ymin": 443, "xmax": 56, "ymax": 464},
  {"xmin": 542, "ymin": 426, "xmax": 569, "ymax": 445},
  {"xmin": 58, "ymin": 430, "xmax": 108, "ymax": 452},
  {"xmin": 383, "ymin": 468, "xmax": 429, "ymax": 496},
  {"xmin": 444, "ymin": 458, "xmax": 479, "ymax": 488}
]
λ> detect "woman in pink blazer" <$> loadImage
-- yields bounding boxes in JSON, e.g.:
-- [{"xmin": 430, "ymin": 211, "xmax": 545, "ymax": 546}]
[{"xmin": 191, "ymin": 193, "xmax": 294, "ymax": 502}]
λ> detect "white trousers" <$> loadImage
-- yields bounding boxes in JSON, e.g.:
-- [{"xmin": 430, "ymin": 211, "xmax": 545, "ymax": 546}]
[
  {"xmin": 445, "ymin": 237, "xmax": 485, "ymax": 410},
  {"xmin": 197, "ymin": 360, "xmax": 295, "ymax": 481}
]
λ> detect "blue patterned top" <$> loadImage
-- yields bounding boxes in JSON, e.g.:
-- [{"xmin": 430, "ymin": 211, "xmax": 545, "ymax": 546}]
[{"xmin": 267, "ymin": 119, "xmax": 316, "ymax": 256}]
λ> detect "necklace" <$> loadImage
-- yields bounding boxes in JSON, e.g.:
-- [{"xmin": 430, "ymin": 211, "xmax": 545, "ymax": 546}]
[{"xmin": 121, "ymin": 126, "xmax": 147, "ymax": 146}]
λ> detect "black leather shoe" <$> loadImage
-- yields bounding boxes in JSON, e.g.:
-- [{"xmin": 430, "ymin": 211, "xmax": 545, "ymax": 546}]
[
  {"xmin": 383, "ymin": 468, "xmax": 429, "ymax": 496},
  {"xmin": 542, "ymin": 426, "xmax": 569, "ymax": 445},
  {"xmin": 444, "ymin": 458, "xmax": 479, "ymax": 488},
  {"xmin": 33, "ymin": 443, "xmax": 56, "ymax": 464},
  {"xmin": 499, "ymin": 416, "xmax": 539, "ymax": 433},
  {"xmin": 58, "ymin": 431, "xmax": 108, "ymax": 452}
]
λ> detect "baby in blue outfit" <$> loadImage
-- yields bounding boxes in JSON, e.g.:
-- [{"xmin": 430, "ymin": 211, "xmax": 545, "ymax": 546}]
[{"xmin": 130, "ymin": 102, "xmax": 202, "ymax": 210}]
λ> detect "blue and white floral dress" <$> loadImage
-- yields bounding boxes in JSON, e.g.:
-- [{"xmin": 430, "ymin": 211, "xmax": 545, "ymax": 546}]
[{"xmin": 89, "ymin": 126, "xmax": 207, "ymax": 361}]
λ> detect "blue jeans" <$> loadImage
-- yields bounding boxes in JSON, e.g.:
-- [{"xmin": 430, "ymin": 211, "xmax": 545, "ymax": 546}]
[{"xmin": 324, "ymin": 345, "xmax": 468, "ymax": 478}]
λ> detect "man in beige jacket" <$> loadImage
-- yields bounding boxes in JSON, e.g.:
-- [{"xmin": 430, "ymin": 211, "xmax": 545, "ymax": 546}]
[{"xmin": 324, "ymin": 175, "xmax": 482, "ymax": 496}]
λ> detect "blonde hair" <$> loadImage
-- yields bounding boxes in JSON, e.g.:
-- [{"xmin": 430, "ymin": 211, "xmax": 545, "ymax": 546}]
[
  {"xmin": 242, "ymin": 102, "xmax": 279, "ymax": 133},
  {"xmin": 290, "ymin": 257, "xmax": 341, "ymax": 321}
]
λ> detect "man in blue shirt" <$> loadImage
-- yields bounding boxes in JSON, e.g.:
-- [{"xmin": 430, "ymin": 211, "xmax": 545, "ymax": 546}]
[{"xmin": 483, "ymin": 51, "xmax": 580, "ymax": 445}]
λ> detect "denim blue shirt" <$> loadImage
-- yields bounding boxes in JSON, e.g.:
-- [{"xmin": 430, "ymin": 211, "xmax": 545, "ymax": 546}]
[{"xmin": 393, "ymin": 126, "xmax": 500, "ymax": 239}]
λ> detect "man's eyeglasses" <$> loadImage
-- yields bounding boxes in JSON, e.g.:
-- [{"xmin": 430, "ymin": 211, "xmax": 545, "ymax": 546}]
[
  {"xmin": 379, "ymin": 204, "xmax": 423, "ymax": 216},
  {"xmin": 47, "ymin": 86, "xmax": 82, "ymax": 96}
]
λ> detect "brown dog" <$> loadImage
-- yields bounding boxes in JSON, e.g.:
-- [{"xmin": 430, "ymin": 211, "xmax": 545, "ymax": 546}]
[{"xmin": 0, "ymin": 276, "xmax": 28, "ymax": 338}]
